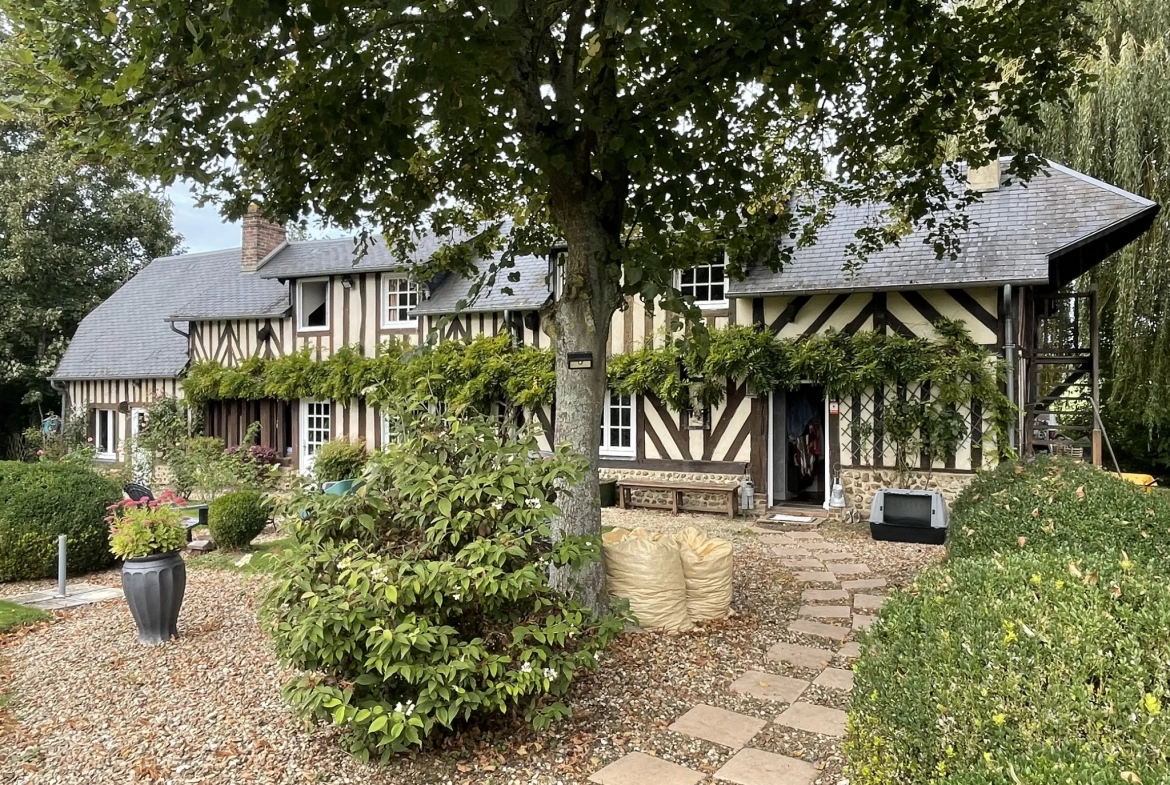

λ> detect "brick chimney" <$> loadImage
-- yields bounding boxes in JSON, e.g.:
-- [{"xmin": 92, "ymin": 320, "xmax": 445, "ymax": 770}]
[{"xmin": 241, "ymin": 204, "xmax": 287, "ymax": 272}]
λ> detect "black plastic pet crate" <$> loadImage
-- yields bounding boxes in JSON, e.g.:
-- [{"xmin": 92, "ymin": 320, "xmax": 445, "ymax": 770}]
[{"xmin": 868, "ymin": 489, "xmax": 948, "ymax": 544}]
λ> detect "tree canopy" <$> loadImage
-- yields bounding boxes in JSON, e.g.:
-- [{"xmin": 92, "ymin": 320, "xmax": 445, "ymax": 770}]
[
  {"xmin": 1014, "ymin": 0, "xmax": 1170, "ymax": 469},
  {"xmin": 0, "ymin": 121, "xmax": 179, "ymax": 447},
  {"xmin": 0, "ymin": 0, "xmax": 1095, "ymax": 607}
]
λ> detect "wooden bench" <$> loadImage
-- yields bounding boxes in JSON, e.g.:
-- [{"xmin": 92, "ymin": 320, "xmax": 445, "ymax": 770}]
[{"xmin": 615, "ymin": 479, "xmax": 740, "ymax": 518}]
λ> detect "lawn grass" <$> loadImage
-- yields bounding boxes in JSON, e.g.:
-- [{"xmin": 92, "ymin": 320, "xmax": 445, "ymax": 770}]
[
  {"xmin": 186, "ymin": 537, "xmax": 294, "ymax": 574},
  {"xmin": 0, "ymin": 601, "xmax": 51, "ymax": 634}
]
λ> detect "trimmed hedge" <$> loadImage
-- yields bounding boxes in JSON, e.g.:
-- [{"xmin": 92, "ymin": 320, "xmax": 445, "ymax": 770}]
[
  {"xmin": 0, "ymin": 461, "xmax": 122, "ymax": 580},
  {"xmin": 947, "ymin": 456, "xmax": 1170, "ymax": 566},
  {"xmin": 208, "ymin": 489, "xmax": 271, "ymax": 549},
  {"xmin": 847, "ymin": 552, "xmax": 1170, "ymax": 784},
  {"xmin": 312, "ymin": 439, "xmax": 368, "ymax": 484}
]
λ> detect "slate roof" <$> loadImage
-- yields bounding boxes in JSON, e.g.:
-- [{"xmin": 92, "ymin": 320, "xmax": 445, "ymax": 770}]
[
  {"xmin": 52, "ymin": 250, "xmax": 237, "ymax": 380},
  {"xmin": 729, "ymin": 160, "xmax": 1159, "ymax": 297},
  {"xmin": 414, "ymin": 253, "xmax": 551, "ymax": 315},
  {"xmin": 169, "ymin": 268, "xmax": 289, "ymax": 321},
  {"xmin": 257, "ymin": 229, "xmax": 475, "ymax": 280}
]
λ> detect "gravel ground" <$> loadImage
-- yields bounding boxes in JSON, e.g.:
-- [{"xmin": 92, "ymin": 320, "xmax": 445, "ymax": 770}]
[{"xmin": 0, "ymin": 509, "xmax": 943, "ymax": 784}]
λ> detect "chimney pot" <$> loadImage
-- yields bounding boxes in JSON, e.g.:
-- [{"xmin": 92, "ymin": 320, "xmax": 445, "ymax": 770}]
[{"xmin": 241, "ymin": 204, "xmax": 287, "ymax": 272}]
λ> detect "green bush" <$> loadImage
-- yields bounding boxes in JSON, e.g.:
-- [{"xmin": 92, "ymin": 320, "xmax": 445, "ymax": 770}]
[
  {"xmin": 947, "ymin": 456, "xmax": 1170, "ymax": 567},
  {"xmin": 0, "ymin": 461, "xmax": 122, "ymax": 580},
  {"xmin": 264, "ymin": 404, "xmax": 622, "ymax": 756},
  {"xmin": 312, "ymin": 439, "xmax": 368, "ymax": 484},
  {"xmin": 208, "ymin": 489, "xmax": 271, "ymax": 549},
  {"xmin": 847, "ymin": 552, "xmax": 1170, "ymax": 784}
]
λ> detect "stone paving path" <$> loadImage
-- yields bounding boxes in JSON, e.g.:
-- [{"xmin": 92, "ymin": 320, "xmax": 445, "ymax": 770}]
[{"xmin": 589, "ymin": 529, "xmax": 888, "ymax": 785}]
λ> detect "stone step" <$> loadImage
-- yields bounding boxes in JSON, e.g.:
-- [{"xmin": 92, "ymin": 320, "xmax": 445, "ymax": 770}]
[
  {"xmin": 838, "ymin": 642, "xmax": 862, "ymax": 659},
  {"xmin": 668, "ymin": 704, "xmax": 767, "ymax": 749},
  {"xmin": 852, "ymin": 614, "xmax": 876, "ymax": 631},
  {"xmin": 853, "ymin": 593, "xmax": 887, "ymax": 611},
  {"xmin": 813, "ymin": 667, "xmax": 854, "ymax": 692},
  {"xmin": 788, "ymin": 619, "xmax": 851, "ymax": 642},
  {"xmin": 728, "ymin": 670, "xmax": 810, "ymax": 703},
  {"xmin": 827, "ymin": 563, "xmax": 871, "ymax": 576},
  {"xmin": 798, "ymin": 604, "xmax": 851, "ymax": 620},
  {"xmin": 774, "ymin": 701, "xmax": 848, "ymax": 737},
  {"xmin": 713, "ymin": 748, "xmax": 818, "ymax": 785},
  {"xmin": 794, "ymin": 571, "xmax": 838, "ymax": 584},
  {"xmin": 770, "ymin": 546, "xmax": 811, "ymax": 558},
  {"xmin": 780, "ymin": 558, "xmax": 827, "ymax": 570},
  {"xmin": 842, "ymin": 577, "xmax": 887, "ymax": 591},
  {"xmin": 589, "ymin": 752, "xmax": 703, "ymax": 785},
  {"xmin": 802, "ymin": 588, "xmax": 849, "ymax": 603},
  {"xmin": 765, "ymin": 641, "xmax": 836, "ymax": 671}
]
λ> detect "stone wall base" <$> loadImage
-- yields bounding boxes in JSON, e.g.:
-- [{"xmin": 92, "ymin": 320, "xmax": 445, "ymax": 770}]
[
  {"xmin": 599, "ymin": 467, "xmax": 748, "ymax": 514},
  {"xmin": 839, "ymin": 467, "xmax": 975, "ymax": 518}
]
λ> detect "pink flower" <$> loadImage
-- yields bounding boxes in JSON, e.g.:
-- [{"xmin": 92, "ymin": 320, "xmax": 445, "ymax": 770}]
[
  {"xmin": 87, "ymin": 437, "xmax": 93, "ymax": 443},
  {"xmin": 36, "ymin": 450, "xmax": 44, "ymax": 456}
]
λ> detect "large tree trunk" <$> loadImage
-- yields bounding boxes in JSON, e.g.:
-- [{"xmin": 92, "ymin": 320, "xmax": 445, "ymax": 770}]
[{"xmin": 546, "ymin": 195, "xmax": 621, "ymax": 615}]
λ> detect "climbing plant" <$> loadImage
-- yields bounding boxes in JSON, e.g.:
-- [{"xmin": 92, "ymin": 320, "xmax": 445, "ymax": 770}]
[{"xmin": 182, "ymin": 321, "xmax": 1012, "ymax": 465}]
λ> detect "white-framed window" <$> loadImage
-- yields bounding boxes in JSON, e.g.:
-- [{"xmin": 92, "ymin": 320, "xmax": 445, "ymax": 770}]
[
  {"xmin": 93, "ymin": 409, "xmax": 117, "ymax": 460},
  {"xmin": 382, "ymin": 274, "xmax": 419, "ymax": 328},
  {"xmin": 679, "ymin": 252, "xmax": 728, "ymax": 309},
  {"xmin": 600, "ymin": 390, "xmax": 636, "ymax": 458},
  {"xmin": 297, "ymin": 278, "xmax": 330, "ymax": 331}
]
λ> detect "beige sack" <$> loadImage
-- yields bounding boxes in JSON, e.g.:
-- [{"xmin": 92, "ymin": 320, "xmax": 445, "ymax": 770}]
[
  {"xmin": 675, "ymin": 527, "xmax": 734, "ymax": 621},
  {"xmin": 603, "ymin": 528, "xmax": 693, "ymax": 632}
]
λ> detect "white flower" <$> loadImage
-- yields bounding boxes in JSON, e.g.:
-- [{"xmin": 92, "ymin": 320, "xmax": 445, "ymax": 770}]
[
  {"xmin": 234, "ymin": 554, "xmax": 253, "ymax": 568},
  {"xmin": 543, "ymin": 667, "xmax": 557, "ymax": 680},
  {"xmin": 491, "ymin": 500, "xmax": 504, "ymax": 511},
  {"xmin": 452, "ymin": 593, "xmax": 461, "ymax": 601},
  {"xmin": 403, "ymin": 701, "xmax": 415, "ymax": 717},
  {"xmin": 525, "ymin": 498, "xmax": 542, "ymax": 509},
  {"xmin": 395, "ymin": 702, "xmax": 404, "ymax": 713},
  {"xmin": 520, "ymin": 662, "xmax": 533, "ymax": 674}
]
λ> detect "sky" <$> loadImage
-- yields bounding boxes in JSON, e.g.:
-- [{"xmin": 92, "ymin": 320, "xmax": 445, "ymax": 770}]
[{"xmin": 165, "ymin": 182, "xmax": 241, "ymax": 253}]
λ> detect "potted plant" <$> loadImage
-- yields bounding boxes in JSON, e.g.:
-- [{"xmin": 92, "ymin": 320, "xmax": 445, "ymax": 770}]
[{"xmin": 107, "ymin": 489, "xmax": 189, "ymax": 644}]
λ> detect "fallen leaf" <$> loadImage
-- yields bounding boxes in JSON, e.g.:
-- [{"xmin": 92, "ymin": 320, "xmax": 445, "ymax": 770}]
[
  {"xmin": 1068, "ymin": 562, "xmax": 1082, "ymax": 578},
  {"xmin": 759, "ymin": 681, "xmax": 770, "ymax": 687},
  {"xmin": 1017, "ymin": 536, "xmax": 1027, "ymax": 548},
  {"xmin": 1076, "ymin": 485, "xmax": 1085, "ymax": 499},
  {"xmin": 1111, "ymin": 584, "xmax": 1123, "ymax": 598},
  {"xmin": 1014, "ymin": 466, "xmax": 1025, "ymax": 475},
  {"xmin": 1031, "ymin": 508, "xmax": 1039, "ymax": 518},
  {"xmin": 1122, "ymin": 770, "xmax": 1142, "ymax": 783}
]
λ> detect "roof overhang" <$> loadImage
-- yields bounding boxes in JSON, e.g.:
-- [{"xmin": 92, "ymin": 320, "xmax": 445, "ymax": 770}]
[
  {"xmin": 164, "ymin": 308, "xmax": 291, "ymax": 322},
  {"xmin": 1043, "ymin": 203, "xmax": 1161, "ymax": 292},
  {"xmin": 727, "ymin": 277, "xmax": 1047, "ymax": 299}
]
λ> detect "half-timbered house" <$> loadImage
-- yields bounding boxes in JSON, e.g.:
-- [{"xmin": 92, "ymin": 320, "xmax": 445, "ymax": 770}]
[{"xmin": 52, "ymin": 158, "xmax": 1158, "ymax": 515}]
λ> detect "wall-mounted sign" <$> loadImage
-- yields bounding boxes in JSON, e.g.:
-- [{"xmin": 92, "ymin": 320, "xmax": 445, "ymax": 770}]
[
  {"xmin": 567, "ymin": 351, "xmax": 594, "ymax": 370},
  {"xmin": 829, "ymin": 400, "xmax": 840, "ymax": 416}
]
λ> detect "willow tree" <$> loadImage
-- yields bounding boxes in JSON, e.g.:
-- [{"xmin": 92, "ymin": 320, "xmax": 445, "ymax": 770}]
[
  {"xmin": 1017, "ymin": 0, "xmax": 1170, "ymax": 463},
  {"xmin": 1, "ymin": 0, "xmax": 1090, "ymax": 609}
]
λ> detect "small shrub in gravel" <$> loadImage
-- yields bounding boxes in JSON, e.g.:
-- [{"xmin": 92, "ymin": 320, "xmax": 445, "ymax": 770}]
[
  {"xmin": 312, "ymin": 439, "xmax": 368, "ymax": 484},
  {"xmin": 847, "ymin": 551, "xmax": 1170, "ymax": 784},
  {"xmin": 208, "ymin": 489, "xmax": 272, "ymax": 549},
  {"xmin": 0, "ymin": 461, "xmax": 122, "ymax": 580},
  {"xmin": 947, "ymin": 456, "xmax": 1170, "ymax": 568},
  {"xmin": 264, "ymin": 403, "xmax": 622, "ymax": 756}
]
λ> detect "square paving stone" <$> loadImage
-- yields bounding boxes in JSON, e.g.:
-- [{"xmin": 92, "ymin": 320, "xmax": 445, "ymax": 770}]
[
  {"xmin": 714, "ymin": 748, "xmax": 818, "ymax": 785},
  {"xmin": 802, "ymin": 589, "xmax": 849, "ymax": 603},
  {"xmin": 799, "ymin": 540, "xmax": 842, "ymax": 551},
  {"xmin": 729, "ymin": 670, "xmax": 810, "ymax": 703},
  {"xmin": 813, "ymin": 667, "xmax": 854, "ymax": 692},
  {"xmin": 785, "ymin": 532, "xmax": 824, "ymax": 540},
  {"xmin": 770, "ymin": 547, "xmax": 810, "ymax": 557},
  {"xmin": 774, "ymin": 702, "xmax": 848, "ymax": 737},
  {"xmin": 853, "ymin": 593, "xmax": 886, "ymax": 611},
  {"xmin": 815, "ymin": 551, "xmax": 857, "ymax": 561},
  {"xmin": 828, "ymin": 563, "xmax": 871, "ymax": 576},
  {"xmin": 589, "ymin": 752, "xmax": 704, "ymax": 785},
  {"xmin": 794, "ymin": 571, "xmax": 838, "ymax": 583},
  {"xmin": 837, "ymin": 642, "xmax": 862, "ymax": 659},
  {"xmin": 765, "ymin": 641, "xmax": 835, "ymax": 670},
  {"xmin": 668, "ymin": 704, "xmax": 767, "ymax": 749},
  {"xmin": 853, "ymin": 614, "xmax": 876, "ymax": 631},
  {"xmin": 781, "ymin": 559, "xmax": 826, "ymax": 569},
  {"xmin": 788, "ymin": 619, "xmax": 850, "ymax": 642},
  {"xmin": 842, "ymin": 578, "xmax": 887, "ymax": 591},
  {"xmin": 759, "ymin": 534, "xmax": 798, "ymax": 546},
  {"xmin": 798, "ymin": 604, "xmax": 851, "ymax": 619}
]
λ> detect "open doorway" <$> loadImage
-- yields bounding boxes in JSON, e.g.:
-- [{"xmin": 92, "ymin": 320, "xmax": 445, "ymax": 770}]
[{"xmin": 770, "ymin": 385, "xmax": 827, "ymax": 507}]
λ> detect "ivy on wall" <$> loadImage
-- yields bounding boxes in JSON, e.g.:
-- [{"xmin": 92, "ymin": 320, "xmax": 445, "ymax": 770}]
[{"xmin": 183, "ymin": 320, "xmax": 1013, "ymax": 464}]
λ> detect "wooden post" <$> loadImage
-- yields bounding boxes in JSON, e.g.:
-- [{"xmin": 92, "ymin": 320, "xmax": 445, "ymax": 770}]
[{"xmin": 1090, "ymin": 285, "xmax": 1102, "ymax": 466}]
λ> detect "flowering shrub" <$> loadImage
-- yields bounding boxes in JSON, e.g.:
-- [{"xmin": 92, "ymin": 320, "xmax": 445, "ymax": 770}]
[
  {"xmin": 264, "ymin": 403, "xmax": 622, "ymax": 756},
  {"xmin": 225, "ymin": 443, "xmax": 283, "ymax": 483},
  {"xmin": 107, "ymin": 489, "xmax": 190, "ymax": 559}
]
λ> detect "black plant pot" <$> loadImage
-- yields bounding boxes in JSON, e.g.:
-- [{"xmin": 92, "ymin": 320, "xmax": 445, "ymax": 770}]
[{"xmin": 121, "ymin": 550, "xmax": 186, "ymax": 644}]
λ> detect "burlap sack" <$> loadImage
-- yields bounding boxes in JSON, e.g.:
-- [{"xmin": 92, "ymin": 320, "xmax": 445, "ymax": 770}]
[
  {"xmin": 675, "ymin": 527, "xmax": 734, "ymax": 621},
  {"xmin": 602, "ymin": 528, "xmax": 693, "ymax": 632}
]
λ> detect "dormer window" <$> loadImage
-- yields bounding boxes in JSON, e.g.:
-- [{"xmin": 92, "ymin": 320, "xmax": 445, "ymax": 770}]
[
  {"xmin": 297, "ymin": 278, "xmax": 330, "ymax": 331},
  {"xmin": 382, "ymin": 274, "xmax": 419, "ymax": 328},
  {"xmin": 679, "ymin": 252, "xmax": 728, "ymax": 310}
]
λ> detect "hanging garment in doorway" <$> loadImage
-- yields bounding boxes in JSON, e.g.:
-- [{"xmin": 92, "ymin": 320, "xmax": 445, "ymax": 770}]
[{"xmin": 794, "ymin": 423, "xmax": 822, "ymax": 479}]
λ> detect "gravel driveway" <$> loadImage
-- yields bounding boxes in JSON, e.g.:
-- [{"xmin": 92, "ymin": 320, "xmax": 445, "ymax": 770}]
[{"xmin": 0, "ymin": 509, "xmax": 943, "ymax": 784}]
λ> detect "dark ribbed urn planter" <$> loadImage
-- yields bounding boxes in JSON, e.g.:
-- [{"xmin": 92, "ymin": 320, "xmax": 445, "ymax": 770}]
[{"xmin": 121, "ymin": 550, "xmax": 186, "ymax": 644}]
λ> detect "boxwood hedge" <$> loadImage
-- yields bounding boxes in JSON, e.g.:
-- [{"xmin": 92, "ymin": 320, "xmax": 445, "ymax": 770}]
[
  {"xmin": 947, "ymin": 456, "xmax": 1170, "ymax": 567},
  {"xmin": 0, "ymin": 461, "xmax": 122, "ymax": 580},
  {"xmin": 847, "ymin": 552, "xmax": 1170, "ymax": 784}
]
